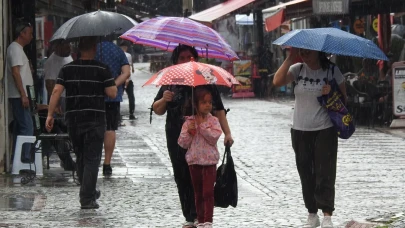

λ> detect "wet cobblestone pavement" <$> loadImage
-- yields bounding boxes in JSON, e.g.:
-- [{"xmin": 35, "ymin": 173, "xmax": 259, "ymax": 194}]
[{"xmin": 0, "ymin": 63, "xmax": 404, "ymax": 227}]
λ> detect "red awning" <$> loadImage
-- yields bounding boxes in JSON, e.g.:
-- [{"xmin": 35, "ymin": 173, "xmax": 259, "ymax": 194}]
[
  {"xmin": 189, "ymin": 0, "xmax": 256, "ymax": 24},
  {"xmin": 265, "ymin": 9, "xmax": 285, "ymax": 32},
  {"xmin": 262, "ymin": 0, "xmax": 311, "ymax": 31}
]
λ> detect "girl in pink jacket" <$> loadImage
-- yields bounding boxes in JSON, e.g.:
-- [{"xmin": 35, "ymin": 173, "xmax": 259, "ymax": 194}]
[{"xmin": 178, "ymin": 87, "xmax": 222, "ymax": 228}]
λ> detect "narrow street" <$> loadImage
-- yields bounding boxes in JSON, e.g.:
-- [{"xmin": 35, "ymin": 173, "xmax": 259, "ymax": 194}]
[{"xmin": 0, "ymin": 63, "xmax": 404, "ymax": 227}]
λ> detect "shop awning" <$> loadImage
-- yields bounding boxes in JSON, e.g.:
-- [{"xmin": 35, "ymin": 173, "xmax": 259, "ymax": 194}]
[
  {"xmin": 262, "ymin": 0, "xmax": 312, "ymax": 20},
  {"xmin": 262, "ymin": 0, "xmax": 311, "ymax": 19},
  {"xmin": 189, "ymin": 0, "xmax": 256, "ymax": 24},
  {"xmin": 265, "ymin": 8, "xmax": 285, "ymax": 32}
]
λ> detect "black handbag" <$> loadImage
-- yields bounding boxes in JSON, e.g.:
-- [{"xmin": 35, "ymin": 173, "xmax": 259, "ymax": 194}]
[{"xmin": 214, "ymin": 145, "xmax": 238, "ymax": 208}]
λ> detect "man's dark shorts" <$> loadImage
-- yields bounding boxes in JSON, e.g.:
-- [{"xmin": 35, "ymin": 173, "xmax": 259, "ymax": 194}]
[{"xmin": 105, "ymin": 102, "xmax": 120, "ymax": 131}]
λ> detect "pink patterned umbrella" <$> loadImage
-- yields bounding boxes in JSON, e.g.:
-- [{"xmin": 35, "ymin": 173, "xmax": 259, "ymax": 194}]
[
  {"xmin": 120, "ymin": 17, "xmax": 239, "ymax": 61},
  {"xmin": 143, "ymin": 58, "xmax": 240, "ymax": 87}
]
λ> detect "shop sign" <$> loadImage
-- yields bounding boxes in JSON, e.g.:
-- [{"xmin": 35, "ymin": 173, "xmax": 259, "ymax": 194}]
[
  {"xmin": 232, "ymin": 60, "xmax": 254, "ymax": 94},
  {"xmin": 372, "ymin": 18, "xmax": 379, "ymax": 32},
  {"xmin": 392, "ymin": 62, "xmax": 405, "ymax": 116},
  {"xmin": 313, "ymin": 0, "xmax": 350, "ymax": 15}
]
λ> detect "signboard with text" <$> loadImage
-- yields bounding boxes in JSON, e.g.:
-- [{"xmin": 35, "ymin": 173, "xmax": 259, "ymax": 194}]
[
  {"xmin": 392, "ymin": 62, "xmax": 405, "ymax": 116},
  {"xmin": 313, "ymin": 0, "xmax": 350, "ymax": 15}
]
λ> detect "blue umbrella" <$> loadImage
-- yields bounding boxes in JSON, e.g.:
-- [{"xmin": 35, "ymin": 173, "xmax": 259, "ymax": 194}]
[{"xmin": 273, "ymin": 27, "xmax": 388, "ymax": 61}]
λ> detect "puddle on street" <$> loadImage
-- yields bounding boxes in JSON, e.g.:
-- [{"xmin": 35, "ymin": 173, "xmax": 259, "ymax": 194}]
[{"xmin": 0, "ymin": 193, "xmax": 46, "ymax": 211}]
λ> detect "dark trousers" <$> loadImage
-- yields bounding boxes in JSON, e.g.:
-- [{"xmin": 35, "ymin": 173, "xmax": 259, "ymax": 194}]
[
  {"xmin": 291, "ymin": 127, "xmax": 338, "ymax": 215},
  {"xmin": 68, "ymin": 122, "xmax": 105, "ymax": 205},
  {"xmin": 166, "ymin": 129, "xmax": 197, "ymax": 222},
  {"xmin": 189, "ymin": 165, "xmax": 216, "ymax": 223},
  {"xmin": 125, "ymin": 80, "xmax": 135, "ymax": 115}
]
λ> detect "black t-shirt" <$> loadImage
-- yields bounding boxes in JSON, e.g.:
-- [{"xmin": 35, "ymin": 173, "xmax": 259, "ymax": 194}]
[
  {"xmin": 153, "ymin": 85, "xmax": 225, "ymax": 134},
  {"xmin": 56, "ymin": 59, "xmax": 115, "ymax": 126}
]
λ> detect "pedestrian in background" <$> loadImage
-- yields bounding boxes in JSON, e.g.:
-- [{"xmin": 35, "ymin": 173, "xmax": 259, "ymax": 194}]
[
  {"xmin": 178, "ymin": 87, "xmax": 222, "ymax": 228},
  {"xmin": 43, "ymin": 39, "xmax": 74, "ymax": 170},
  {"xmin": 46, "ymin": 36, "xmax": 117, "ymax": 209},
  {"xmin": 119, "ymin": 40, "xmax": 136, "ymax": 120},
  {"xmin": 6, "ymin": 21, "xmax": 34, "ymax": 163},
  {"xmin": 44, "ymin": 40, "xmax": 73, "ymax": 113},
  {"xmin": 152, "ymin": 44, "xmax": 234, "ymax": 228},
  {"xmin": 95, "ymin": 41, "xmax": 130, "ymax": 176},
  {"xmin": 273, "ymin": 47, "xmax": 347, "ymax": 228}
]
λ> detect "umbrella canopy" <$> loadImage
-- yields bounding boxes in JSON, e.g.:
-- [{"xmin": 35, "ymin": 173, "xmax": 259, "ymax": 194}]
[
  {"xmin": 50, "ymin": 10, "xmax": 138, "ymax": 42},
  {"xmin": 120, "ymin": 16, "xmax": 239, "ymax": 61},
  {"xmin": 273, "ymin": 27, "xmax": 389, "ymax": 61},
  {"xmin": 143, "ymin": 58, "xmax": 239, "ymax": 87}
]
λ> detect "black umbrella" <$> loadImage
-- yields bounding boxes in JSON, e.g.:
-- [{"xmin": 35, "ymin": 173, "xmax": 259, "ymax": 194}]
[{"xmin": 50, "ymin": 10, "xmax": 138, "ymax": 42}]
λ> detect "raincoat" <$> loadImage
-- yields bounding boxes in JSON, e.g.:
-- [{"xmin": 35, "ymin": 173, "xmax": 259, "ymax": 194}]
[{"xmin": 178, "ymin": 114, "xmax": 222, "ymax": 166}]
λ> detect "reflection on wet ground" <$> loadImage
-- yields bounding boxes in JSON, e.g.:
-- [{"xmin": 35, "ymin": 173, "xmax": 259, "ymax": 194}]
[{"xmin": 0, "ymin": 193, "xmax": 37, "ymax": 211}]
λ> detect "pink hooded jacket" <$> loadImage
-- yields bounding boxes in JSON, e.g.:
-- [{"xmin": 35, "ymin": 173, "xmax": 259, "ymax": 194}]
[{"xmin": 178, "ymin": 113, "xmax": 222, "ymax": 166}]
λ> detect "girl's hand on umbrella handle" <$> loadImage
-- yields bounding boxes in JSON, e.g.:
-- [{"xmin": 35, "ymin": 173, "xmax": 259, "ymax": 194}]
[
  {"xmin": 162, "ymin": 90, "xmax": 174, "ymax": 102},
  {"xmin": 322, "ymin": 85, "xmax": 331, "ymax": 95},
  {"xmin": 188, "ymin": 121, "xmax": 196, "ymax": 136}
]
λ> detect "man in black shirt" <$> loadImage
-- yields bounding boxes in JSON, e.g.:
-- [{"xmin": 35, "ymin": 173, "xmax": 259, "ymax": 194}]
[{"xmin": 46, "ymin": 36, "xmax": 117, "ymax": 209}]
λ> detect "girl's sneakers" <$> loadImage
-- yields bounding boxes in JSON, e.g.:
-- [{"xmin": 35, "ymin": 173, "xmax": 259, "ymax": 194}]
[
  {"xmin": 182, "ymin": 221, "xmax": 194, "ymax": 228},
  {"xmin": 194, "ymin": 222, "xmax": 212, "ymax": 228}
]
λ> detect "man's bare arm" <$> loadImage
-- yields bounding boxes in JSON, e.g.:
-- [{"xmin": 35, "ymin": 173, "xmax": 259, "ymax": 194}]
[
  {"xmin": 47, "ymin": 84, "xmax": 64, "ymax": 117},
  {"xmin": 105, "ymin": 85, "xmax": 118, "ymax": 98},
  {"xmin": 115, "ymin": 65, "xmax": 131, "ymax": 86},
  {"xmin": 45, "ymin": 79, "xmax": 56, "ymax": 96},
  {"xmin": 11, "ymin": 66, "xmax": 26, "ymax": 97}
]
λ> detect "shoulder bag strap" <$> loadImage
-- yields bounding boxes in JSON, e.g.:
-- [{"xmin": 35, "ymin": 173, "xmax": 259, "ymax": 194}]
[{"xmin": 294, "ymin": 63, "xmax": 304, "ymax": 83}]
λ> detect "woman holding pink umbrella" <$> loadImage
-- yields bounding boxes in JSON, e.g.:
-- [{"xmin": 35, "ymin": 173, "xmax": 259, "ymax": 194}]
[{"xmin": 152, "ymin": 44, "xmax": 234, "ymax": 228}]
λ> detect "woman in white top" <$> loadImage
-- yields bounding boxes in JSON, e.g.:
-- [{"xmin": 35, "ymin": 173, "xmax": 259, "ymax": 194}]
[{"xmin": 273, "ymin": 48, "xmax": 347, "ymax": 228}]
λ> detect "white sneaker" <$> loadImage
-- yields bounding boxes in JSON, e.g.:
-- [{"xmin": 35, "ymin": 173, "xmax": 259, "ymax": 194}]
[
  {"xmin": 303, "ymin": 213, "xmax": 320, "ymax": 228},
  {"xmin": 196, "ymin": 223, "xmax": 205, "ymax": 228},
  {"xmin": 203, "ymin": 222, "xmax": 212, "ymax": 228},
  {"xmin": 321, "ymin": 216, "xmax": 333, "ymax": 228}
]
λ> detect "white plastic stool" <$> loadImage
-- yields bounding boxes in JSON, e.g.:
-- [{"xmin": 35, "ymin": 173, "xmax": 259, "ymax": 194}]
[{"xmin": 12, "ymin": 136, "xmax": 43, "ymax": 176}]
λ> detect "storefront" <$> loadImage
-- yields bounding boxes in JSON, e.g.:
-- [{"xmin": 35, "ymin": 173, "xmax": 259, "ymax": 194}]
[
  {"xmin": 262, "ymin": 0, "xmax": 405, "ymax": 126},
  {"xmin": 189, "ymin": 0, "xmax": 273, "ymax": 98},
  {"xmin": 0, "ymin": 0, "xmax": 99, "ymax": 172}
]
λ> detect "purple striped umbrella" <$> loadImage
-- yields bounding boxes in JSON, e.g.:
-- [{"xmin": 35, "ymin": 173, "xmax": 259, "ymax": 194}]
[{"xmin": 120, "ymin": 17, "xmax": 239, "ymax": 61}]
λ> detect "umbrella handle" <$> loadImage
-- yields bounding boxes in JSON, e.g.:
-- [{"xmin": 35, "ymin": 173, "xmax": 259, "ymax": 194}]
[
  {"xmin": 192, "ymin": 87, "xmax": 194, "ymax": 116},
  {"xmin": 206, "ymin": 45, "xmax": 208, "ymax": 61}
]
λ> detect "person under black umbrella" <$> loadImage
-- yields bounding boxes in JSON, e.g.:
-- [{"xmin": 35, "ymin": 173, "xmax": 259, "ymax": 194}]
[{"xmin": 46, "ymin": 36, "xmax": 117, "ymax": 209}]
